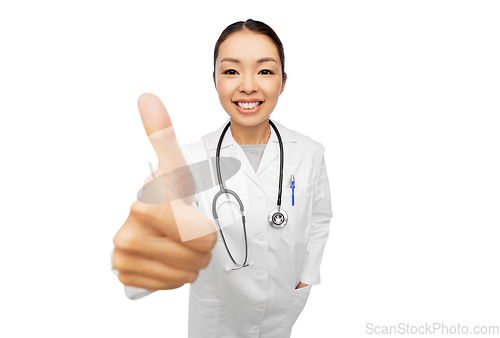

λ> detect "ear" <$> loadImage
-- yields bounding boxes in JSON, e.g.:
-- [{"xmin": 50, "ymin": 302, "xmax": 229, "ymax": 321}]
[
  {"xmin": 279, "ymin": 73, "xmax": 287, "ymax": 95},
  {"xmin": 213, "ymin": 71, "xmax": 217, "ymax": 90}
]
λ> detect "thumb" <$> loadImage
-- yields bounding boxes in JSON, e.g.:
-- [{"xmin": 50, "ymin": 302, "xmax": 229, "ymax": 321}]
[
  {"xmin": 137, "ymin": 93, "xmax": 194, "ymax": 204},
  {"xmin": 138, "ymin": 93, "xmax": 186, "ymax": 174},
  {"xmin": 136, "ymin": 93, "xmax": 216, "ymax": 244}
]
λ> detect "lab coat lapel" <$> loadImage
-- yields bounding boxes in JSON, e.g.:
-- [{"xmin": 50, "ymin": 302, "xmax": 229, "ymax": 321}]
[
  {"xmin": 233, "ymin": 124, "xmax": 280, "ymax": 187},
  {"xmin": 256, "ymin": 125, "xmax": 279, "ymax": 177},
  {"xmin": 208, "ymin": 120, "xmax": 262, "ymax": 188},
  {"xmin": 236, "ymin": 145, "xmax": 262, "ymax": 187},
  {"xmin": 207, "ymin": 119, "xmax": 296, "ymax": 187}
]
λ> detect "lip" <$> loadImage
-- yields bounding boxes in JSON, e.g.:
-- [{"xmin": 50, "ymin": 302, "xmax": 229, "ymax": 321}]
[{"xmin": 233, "ymin": 101, "xmax": 264, "ymax": 115}]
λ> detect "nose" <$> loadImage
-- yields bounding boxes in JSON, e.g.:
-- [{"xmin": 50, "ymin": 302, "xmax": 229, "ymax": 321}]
[{"xmin": 238, "ymin": 74, "xmax": 258, "ymax": 94}]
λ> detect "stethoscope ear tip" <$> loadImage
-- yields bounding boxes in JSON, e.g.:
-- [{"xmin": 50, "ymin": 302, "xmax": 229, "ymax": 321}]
[
  {"xmin": 224, "ymin": 266, "xmax": 232, "ymax": 272},
  {"xmin": 249, "ymin": 260, "xmax": 255, "ymax": 266}
]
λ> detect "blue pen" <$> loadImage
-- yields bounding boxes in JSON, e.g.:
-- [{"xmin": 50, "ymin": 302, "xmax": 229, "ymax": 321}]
[{"xmin": 290, "ymin": 175, "xmax": 295, "ymax": 206}]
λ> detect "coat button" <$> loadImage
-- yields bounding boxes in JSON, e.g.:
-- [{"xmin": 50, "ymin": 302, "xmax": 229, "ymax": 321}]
[
  {"xmin": 254, "ymin": 191, "xmax": 264, "ymax": 198},
  {"xmin": 251, "ymin": 325, "xmax": 260, "ymax": 332},
  {"xmin": 257, "ymin": 234, "xmax": 266, "ymax": 242},
  {"xmin": 255, "ymin": 270, "xmax": 265, "ymax": 278},
  {"xmin": 256, "ymin": 304, "xmax": 265, "ymax": 311}
]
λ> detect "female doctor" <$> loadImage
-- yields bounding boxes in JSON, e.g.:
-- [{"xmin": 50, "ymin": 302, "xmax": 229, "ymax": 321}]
[{"xmin": 111, "ymin": 19, "xmax": 333, "ymax": 338}]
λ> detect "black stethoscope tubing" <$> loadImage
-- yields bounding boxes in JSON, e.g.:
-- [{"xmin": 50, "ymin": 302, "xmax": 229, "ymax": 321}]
[{"xmin": 212, "ymin": 119, "xmax": 285, "ymax": 271}]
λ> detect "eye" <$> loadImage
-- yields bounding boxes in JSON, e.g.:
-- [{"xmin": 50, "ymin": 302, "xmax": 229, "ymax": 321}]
[
  {"xmin": 259, "ymin": 69, "xmax": 274, "ymax": 75},
  {"xmin": 223, "ymin": 69, "xmax": 238, "ymax": 75}
]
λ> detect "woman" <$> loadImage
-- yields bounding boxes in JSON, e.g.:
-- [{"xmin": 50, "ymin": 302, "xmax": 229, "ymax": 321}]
[{"xmin": 111, "ymin": 19, "xmax": 332, "ymax": 338}]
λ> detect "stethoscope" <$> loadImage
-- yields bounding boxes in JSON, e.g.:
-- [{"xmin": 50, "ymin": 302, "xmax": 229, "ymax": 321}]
[{"xmin": 211, "ymin": 119, "xmax": 287, "ymax": 272}]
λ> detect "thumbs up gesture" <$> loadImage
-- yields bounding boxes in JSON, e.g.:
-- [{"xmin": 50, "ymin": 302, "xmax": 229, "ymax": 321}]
[{"xmin": 112, "ymin": 93, "xmax": 217, "ymax": 291}]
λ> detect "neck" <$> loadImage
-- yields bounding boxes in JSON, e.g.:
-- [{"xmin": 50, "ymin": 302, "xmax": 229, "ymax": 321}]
[{"xmin": 231, "ymin": 118, "xmax": 271, "ymax": 145}]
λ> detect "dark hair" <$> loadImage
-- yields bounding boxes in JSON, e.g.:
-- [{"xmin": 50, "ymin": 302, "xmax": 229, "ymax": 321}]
[{"xmin": 213, "ymin": 19, "xmax": 286, "ymax": 82}]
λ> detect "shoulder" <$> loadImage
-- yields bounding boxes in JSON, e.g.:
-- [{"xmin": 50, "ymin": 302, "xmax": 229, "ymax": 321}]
[
  {"xmin": 179, "ymin": 124, "xmax": 224, "ymax": 164},
  {"xmin": 273, "ymin": 120, "xmax": 325, "ymax": 159},
  {"xmin": 179, "ymin": 138, "xmax": 207, "ymax": 165},
  {"xmin": 281, "ymin": 123, "xmax": 324, "ymax": 149}
]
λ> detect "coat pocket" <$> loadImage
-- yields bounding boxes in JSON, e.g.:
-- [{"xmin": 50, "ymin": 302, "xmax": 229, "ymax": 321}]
[
  {"xmin": 188, "ymin": 289, "xmax": 220, "ymax": 338},
  {"xmin": 281, "ymin": 186, "xmax": 312, "ymax": 245},
  {"xmin": 288, "ymin": 284, "xmax": 312, "ymax": 328}
]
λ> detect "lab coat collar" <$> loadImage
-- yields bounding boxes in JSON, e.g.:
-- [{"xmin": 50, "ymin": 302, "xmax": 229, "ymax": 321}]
[{"xmin": 207, "ymin": 118, "xmax": 296, "ymax": 186}]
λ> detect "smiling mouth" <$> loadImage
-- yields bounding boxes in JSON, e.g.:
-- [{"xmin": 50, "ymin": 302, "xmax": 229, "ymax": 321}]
[{"xmin": 233, "ymin": 101, "xmax": 264, "ymax": 110}]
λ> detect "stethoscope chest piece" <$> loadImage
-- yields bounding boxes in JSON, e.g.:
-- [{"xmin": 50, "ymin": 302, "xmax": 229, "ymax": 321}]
[{"xmin": 268, "ymin": 208, "xmax": 288, "ymax": 229}]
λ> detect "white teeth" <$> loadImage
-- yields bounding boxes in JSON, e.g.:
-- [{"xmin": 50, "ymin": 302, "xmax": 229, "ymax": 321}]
[{"xmin": 237, "ymin": 101, "xmax": 260, "ymax": 109}]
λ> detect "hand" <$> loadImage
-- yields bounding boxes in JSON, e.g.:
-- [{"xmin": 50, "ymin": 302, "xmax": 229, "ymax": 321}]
[
  {"xmin": 112, "ymin": 93, "xmax": 217, "ymax": 291},
  {"xmin": 295, "ymin": 281, "xmax": 308, "ymax": 289}
]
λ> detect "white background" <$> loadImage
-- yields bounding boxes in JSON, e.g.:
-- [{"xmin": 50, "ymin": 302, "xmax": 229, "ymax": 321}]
[{"xmin": 1, "ymin": 1, "xmax": 499, "ymax": 337}]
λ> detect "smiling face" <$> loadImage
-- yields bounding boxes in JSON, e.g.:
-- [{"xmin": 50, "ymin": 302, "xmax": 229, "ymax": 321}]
[{"xmin": 214, "ymin": 30, "xmax": 287, "ymax": 128}]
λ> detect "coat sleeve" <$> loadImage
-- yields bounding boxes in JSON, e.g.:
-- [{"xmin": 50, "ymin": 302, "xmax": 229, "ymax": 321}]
[
  {"xmin": 110, "ymin": 144, "xmax": 199, "ymax": 300},
  {"xmin": 300, "ymin": 144, "xmax": 333, "ymax": 285},
  {"xmin": 110, "ymin": 247, "xmax": 157, "ymax": 300}
]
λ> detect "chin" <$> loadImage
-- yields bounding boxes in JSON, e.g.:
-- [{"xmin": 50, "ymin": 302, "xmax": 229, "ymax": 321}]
[{"xmin": 230, "ymin": 113, "xmax": 271, "ymax": 127}]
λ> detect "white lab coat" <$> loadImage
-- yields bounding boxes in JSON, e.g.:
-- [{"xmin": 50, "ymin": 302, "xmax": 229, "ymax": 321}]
[{"xmin": 111, "ymin": 119, "xmax": 332, "ymax": 338}]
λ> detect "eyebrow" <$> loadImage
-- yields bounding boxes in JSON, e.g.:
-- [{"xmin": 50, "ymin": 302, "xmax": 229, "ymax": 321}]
[{"xmin": 220, "ymin": 57, "xmax": 278, "ymax": 64}]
